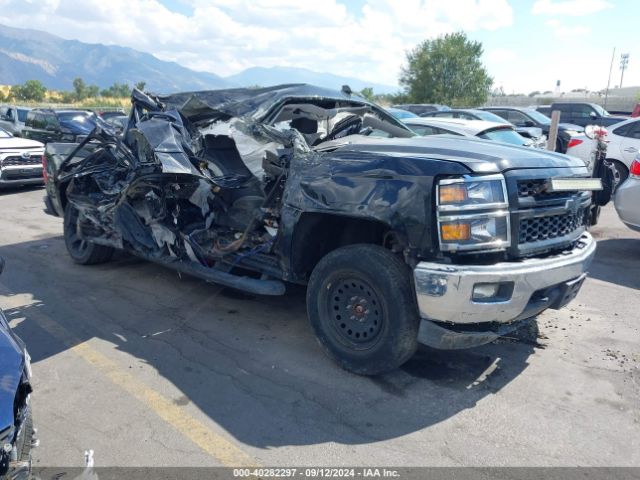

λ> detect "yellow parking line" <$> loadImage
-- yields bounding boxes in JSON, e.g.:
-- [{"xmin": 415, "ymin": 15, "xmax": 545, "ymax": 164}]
[{"xmin": 0, "ymin": 287, "xmax": 259, "ymax": 467}]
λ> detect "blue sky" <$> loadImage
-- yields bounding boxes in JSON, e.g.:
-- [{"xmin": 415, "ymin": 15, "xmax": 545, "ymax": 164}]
[{"xmin": 1, "ymin": 0, "xmax": 638, "ymax": 93}]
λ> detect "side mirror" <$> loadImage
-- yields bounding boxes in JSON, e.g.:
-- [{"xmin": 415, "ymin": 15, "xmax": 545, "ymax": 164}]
[
  {"xmin": 585, "ymin": 125, "xmax": 607, "ymax": 140},
  {"xmin": 523, "ymin": 120, "xmax": 535, "ymax": 127},
  {"xmin": 589, "ymin": 112, "xmax": 598, "ymax": 119}
]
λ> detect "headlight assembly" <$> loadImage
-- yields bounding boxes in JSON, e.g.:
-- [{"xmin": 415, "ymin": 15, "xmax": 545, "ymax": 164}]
[
  {"xmin": 437, "ymin": 175, "xmax": 511, "ymax": 252},
  {"xmin": 438, "ymin": 176, "xmax": 507, "ymax": 210}
]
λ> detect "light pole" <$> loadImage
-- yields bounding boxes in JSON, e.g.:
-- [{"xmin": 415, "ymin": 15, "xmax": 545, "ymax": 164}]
[
  {"xmin": 620, "ymin": 53, "xmax": 630, "ymax": 89},
  {"xmin": 604, "ymin": 47, "xmax": 615, "ymax": 110}
]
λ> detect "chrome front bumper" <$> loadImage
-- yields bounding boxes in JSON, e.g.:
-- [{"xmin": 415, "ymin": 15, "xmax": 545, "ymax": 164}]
[
  {"xmin": 413, "ymin": 233, "xmax": 596, "ymax": 325},
  {"xmin": 0, "ymin": 166, "xmax": 44, "ymax": 186}
]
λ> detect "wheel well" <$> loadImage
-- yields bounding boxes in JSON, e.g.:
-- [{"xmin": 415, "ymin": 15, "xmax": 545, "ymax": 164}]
[
  {"xmin": 290, "ymin": 213, "xmax": 392, "ymax": 280},
  {"xmin": 606, "ymin": 158, "xmax": 629, "ymax": 172},
  {"xmin": 58, "ymin": 181, "xmax": 69, "ymax": 212}
]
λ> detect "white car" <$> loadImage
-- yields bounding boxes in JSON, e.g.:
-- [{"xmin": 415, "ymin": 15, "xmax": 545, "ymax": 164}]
[
  {"xmin": 0, "ymin": 127, "xmax": 45, "ymax": 187},
  {"xmin": 403, "ymin": 117, "xmax": 543, "ymax": 148},
  {"xmin": 614, "ymin": 158, "xmax": 640, "ymax": 232},
  {"xmin": 557, "ymin": 133, "xmax": 597, "ymax": 173},
  {"xmin": 566, "ymin": 117, "xmax": 640, "ymax": 183}
]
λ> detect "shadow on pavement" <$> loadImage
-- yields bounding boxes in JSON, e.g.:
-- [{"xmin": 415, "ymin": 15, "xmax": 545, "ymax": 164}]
[
  {"xmin": 588, "ymin": 238, "xmax": 640, "ymax": 290},
  {"xmin": 2, "ymin": 233, "xmax": 538, "ymax": 449},
  {"xmin": 0, "ymin": 185, "xmax": 44, "ymax": 196}
]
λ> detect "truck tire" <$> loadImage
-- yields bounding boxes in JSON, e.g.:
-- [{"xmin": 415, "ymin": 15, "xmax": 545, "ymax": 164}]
[
  {"xmin": 64, "ymin": 205, "xmax": 114, "ymax": 265},
  {"xmin": 307, "ymin": 244, "xmax": 420, "ymax": 375}
]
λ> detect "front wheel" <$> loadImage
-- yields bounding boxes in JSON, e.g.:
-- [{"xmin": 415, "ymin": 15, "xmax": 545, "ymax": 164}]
[
  {"xmin": 307, "ymin": 244, "xmax": 420, "ymax": 375},
  {"xmin": 64, "ymin": 205, "xmax": 114, "ymax": 265}
]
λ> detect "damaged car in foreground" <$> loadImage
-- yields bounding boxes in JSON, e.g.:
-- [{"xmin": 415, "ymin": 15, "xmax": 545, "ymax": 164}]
[
  {"xmin": 0, "ymin": 258, "xmax": 35, "ymax": 480},
  {"xmin": 44, "ymin": 84, "xmax": 603, "ymax": 375}
]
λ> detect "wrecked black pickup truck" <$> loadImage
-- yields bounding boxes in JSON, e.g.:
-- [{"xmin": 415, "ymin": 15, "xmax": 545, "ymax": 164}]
[{"xmin": 44, "ymin": 84, "xmax": 600, "ymax": 375}]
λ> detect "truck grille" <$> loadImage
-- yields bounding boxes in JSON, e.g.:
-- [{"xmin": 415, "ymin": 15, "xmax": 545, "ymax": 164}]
[
  {"xmin": 517, "ymin": 179, "xmax": 577, "ymax": 201},
  {"xmin": 519, "ymin": 209, "xmax": 586, "ymax": 244},
  {"xmin": 1, "ymin": 156, "xmax": 41, "ymax": 167},
  {"xmin": 510, "ymin": 174, "xmax": 591, "ymax": 256}
]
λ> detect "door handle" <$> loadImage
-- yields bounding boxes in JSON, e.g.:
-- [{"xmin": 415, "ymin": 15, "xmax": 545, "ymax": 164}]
[{"xmin": 624, "ymin": 147, "xmax": 638, "ymax": 153}]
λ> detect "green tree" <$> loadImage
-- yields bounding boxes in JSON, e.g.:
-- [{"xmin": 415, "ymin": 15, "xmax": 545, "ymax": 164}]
[
  {"xmin": 528, "ymin": 90, "xmax": 541, "ymax": 97},
  {"xmin": 86, "ymin": 85, "xmax": 100, "ymax": 98},
  {"xmin": 359, "ymin": 87, "xmax": 375, "ymax": 102},
  {"xmin": 11, "ymin": 80, "xmax": 47, "ymax": 101},
  {"xmin": 399, "ymin": 32, "xmax": 492, "ymax": 107},
  {"xmin": 135, "ymin": 81, "xmax": 146, "ymax": 91},
  {"xmin": 101, "ymin": 82, "xmax": 131, "ymax": 98},
  {"xmin": 73, "ymin": 77, "xmax": 87, "ymax": 100}
]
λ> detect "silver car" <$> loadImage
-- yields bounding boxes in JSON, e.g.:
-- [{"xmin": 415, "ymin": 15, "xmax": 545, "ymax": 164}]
[{"xmin": 614, "ymin": 157, "xmax": 640, "ymax": 232}]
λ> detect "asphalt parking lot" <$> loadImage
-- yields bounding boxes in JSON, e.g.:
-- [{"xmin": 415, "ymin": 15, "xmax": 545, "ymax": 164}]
[{"xmin": 0, "ymin": 185, "xmax": 638, "ymax": 468}]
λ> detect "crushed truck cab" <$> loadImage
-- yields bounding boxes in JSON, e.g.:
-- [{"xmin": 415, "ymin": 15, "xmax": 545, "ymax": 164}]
[{"xmin": 44, "ymin": 84, "xmax": 599, "ymax": 375}]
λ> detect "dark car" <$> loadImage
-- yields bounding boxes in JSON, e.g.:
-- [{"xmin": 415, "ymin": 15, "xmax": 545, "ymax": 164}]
[
  {"xmin": 392, "ymin": 103, "xmax": 450, "ymax": 115},
  {"xmin": 548, "ymin": 102, "xmax": 628, "ymax": 128},
  {"xmin": 22, "ymin": 109, "xmax": 97, "ymax": 144},
  {"xmin": 0, "ymin": 258, "xmax": 35, "ymax": 480},
  {"xmin": 44, "ymin": 84, "xmax": 599, "ymax": 375},
  {"xmin": 482, "ymin": 106, "xmax": 584, "ymax": 153},
  {"xmin": 104, "ymin": 115, "xmax": 129, "ymax": 135},
  {"xmin": 99, "ymin": 109, "xmax": 126, "ymax": 121},
  {"xmin": 536, "ymin": 105, "xmax": 552, "ymax": 116}
]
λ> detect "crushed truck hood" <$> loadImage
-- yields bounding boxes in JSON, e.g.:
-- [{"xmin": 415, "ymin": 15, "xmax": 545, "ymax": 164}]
[{"xmin": 328, "ymin": 135, "xmax": 587, "ymax": 173}]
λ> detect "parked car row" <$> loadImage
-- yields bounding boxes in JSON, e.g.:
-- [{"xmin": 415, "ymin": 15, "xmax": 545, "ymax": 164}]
[
  {"xmin": 481, "ymin": 106, "xmax": 584, "ymax": 153},
  {"xmin": 403, "ymin": 117, "xmax": 541, "ymax": 148},
  {"xmin": 0, "ymin": 105, "xmax": 126, "ymax": 139},
  {"xmin": 421, "ymin": 108, "xmax": 547, "ymax": 147}
]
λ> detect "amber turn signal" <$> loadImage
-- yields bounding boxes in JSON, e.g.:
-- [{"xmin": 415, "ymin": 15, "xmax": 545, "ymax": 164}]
[
  {"xmin": 441, "ymin": 222, "xmax": 471, "ymax": 242},
  {"xmin": 439, "ymin": 184, "xmax": 468, "ymax": 204}
]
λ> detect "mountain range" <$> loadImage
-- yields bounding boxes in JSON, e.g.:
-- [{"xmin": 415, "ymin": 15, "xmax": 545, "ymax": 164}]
[{"xmin": 0, "ymin": 24, "xmax": 398, "ymax": 94}]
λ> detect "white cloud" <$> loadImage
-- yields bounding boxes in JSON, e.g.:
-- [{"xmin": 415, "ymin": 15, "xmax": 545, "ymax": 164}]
[
  {"xmin": 532, "ymin": 0, "xmax": 613, "ymax": 16},
  {"xmin": 544, "ymin": 18, "xmax": 590, "ymax": 37},
  {"xmin": 0, "ymin": 0, "xmax": 514, "ymax": 86}
]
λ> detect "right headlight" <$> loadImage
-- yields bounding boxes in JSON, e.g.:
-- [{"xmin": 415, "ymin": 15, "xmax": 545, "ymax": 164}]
[{"xmin": 437, "ymin": 174, "xmax": 511, "ymax": 252}]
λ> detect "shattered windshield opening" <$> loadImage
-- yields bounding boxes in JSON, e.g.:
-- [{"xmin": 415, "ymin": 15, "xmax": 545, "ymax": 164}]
[{"xmin": 269, "ymin": 98, "xmax": 415, "ymax": 147}]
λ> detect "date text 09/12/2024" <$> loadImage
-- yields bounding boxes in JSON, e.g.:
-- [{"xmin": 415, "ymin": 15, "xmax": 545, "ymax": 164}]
[{"xmin": 233, "ymin": 468, "xmax": 400, "ymax": 478}]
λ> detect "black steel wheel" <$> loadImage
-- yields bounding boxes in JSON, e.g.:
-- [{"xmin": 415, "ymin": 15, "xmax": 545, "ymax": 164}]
[
  {"xmin": 307, "ymin": 244, "xmax": 420, "ymax": 375},
  {"xmin": 327, "ymin": 277, "xmax": 384, "ymax": 349},
  {"xmin": 63, "ymin": 205, "xmax": 114, "ymax": 265}
]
